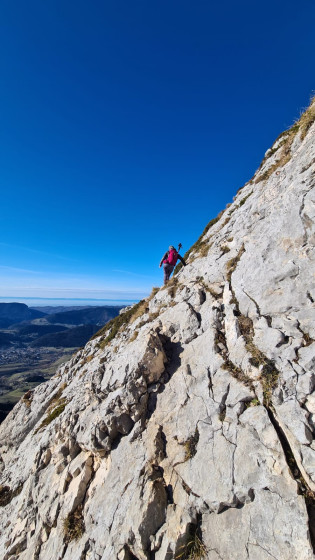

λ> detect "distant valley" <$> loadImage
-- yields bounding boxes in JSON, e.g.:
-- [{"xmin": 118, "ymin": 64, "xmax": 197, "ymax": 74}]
[{"xmin": 0, "ymin": 302, "xmax": 123, "ymax": 422}]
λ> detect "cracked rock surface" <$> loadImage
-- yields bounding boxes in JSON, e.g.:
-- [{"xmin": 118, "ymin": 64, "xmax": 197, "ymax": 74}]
[{"xmin": 0, "ymin": 108, "xmax": 315, "ymax": 559}]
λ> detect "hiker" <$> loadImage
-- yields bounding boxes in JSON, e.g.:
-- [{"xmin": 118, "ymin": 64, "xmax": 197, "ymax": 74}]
[{"xmin": 159, "ymin": 244, "xmax": 186, "ymax": 285}]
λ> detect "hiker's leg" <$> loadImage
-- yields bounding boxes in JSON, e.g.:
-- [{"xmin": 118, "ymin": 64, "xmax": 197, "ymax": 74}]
[
  {"xmin": 163, "ymin": 264, "xmax": 174, "ymax": 284},
  {"xmin": 163, "ymin": 264, "xmax": 169, "ymax": 284}
]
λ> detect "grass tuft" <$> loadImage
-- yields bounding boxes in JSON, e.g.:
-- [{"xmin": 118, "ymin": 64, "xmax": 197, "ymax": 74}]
[
  {"xmin": 184, "ymin": 428, "xmax": 199, "ymax": 461},
  {"xmin": 63, "ymin": 505, "xmax": 85, "ymax": 543},
  {"xmin": 230, "ymin": 291, "xmax": 279, "ymax": 407},
  {"xmin": 237, "ymin": 315, "xmax": 254, "ymax": 338},
  {"xmin": 260, "ymin": 359, "xmax": 279, "ymax": 407},
  {"xmin": 35, "ymin": 399, "xmax": 67, "ymax": 433},
  {"xmin": 299, "ymin": 95, "xmax": 315, "ymax": 140},
  {"xmin": 238, "ymin": 191, "xmax": 253, "ymax": 207},
  {"xmin": 129, "ymin": 330, "xmax": 139, "ymax": 342},
  {"xmin": 221, "ymin": 361, "xmax": 254, "ymax": 389},
  {"xmin": 244, "ymin": 398, "xmax": 260, "ymax": 409},
  {"xmin": 175, "ymin": 523, "xmax": 207, "ymax": 559}
]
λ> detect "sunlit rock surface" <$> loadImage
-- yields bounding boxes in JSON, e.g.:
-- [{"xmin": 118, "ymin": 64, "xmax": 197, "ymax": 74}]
[{"xmin": 0, "ymin": 102, "xmax": 314, "ymax": 559}]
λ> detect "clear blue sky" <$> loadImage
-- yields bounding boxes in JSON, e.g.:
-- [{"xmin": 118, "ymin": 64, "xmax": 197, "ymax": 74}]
[{"xmin": 0, "ymin": 0, "xmax": 314, "ymax": 300}]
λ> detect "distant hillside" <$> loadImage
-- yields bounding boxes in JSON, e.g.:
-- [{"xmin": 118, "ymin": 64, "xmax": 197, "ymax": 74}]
[
  {"xmin": 31, "ymin": 306, "xmax": 94, "ymax": 315},
  {"xmin": 0, "ymin": 303, "xmax": 46, "ymax": 327},
  {"xmin": 30, "ymin": 324, "xmax": 100, "ymax": 348},
  {"xmin": 16, "ymin": 324, "xmax": 69, "ymax": 336},
  {"xmin": 0, "ymin": 319, "xmax": 12, "ymax": 328},
  {"xmin": 46, "ymin": 306, "xmax": 123, "ymax": 326},
  {"xmin": 0, "ymin": 332, "xmax": 15, "ymax": 348}
]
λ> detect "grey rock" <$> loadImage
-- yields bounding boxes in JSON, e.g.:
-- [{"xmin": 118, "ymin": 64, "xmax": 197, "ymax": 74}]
[{"xmin": 0, "ymin": 106, "xmax": 315, "ymax": 560}]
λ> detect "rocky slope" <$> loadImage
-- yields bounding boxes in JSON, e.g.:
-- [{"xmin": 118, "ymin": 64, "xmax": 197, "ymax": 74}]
[{"xmin": 0, "ymin": 100, "xmax": 315, "ymax": 560}]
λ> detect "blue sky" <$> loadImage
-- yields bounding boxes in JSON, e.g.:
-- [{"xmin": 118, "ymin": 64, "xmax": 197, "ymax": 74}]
[{"xmin": 0, "ymin": 0, "xmax": 314, "ymax": 300}]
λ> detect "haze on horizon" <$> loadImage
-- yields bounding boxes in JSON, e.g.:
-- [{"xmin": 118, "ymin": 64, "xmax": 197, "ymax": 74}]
[{"xmin": 1, "ymin": 0, "xmax": 314, "ymax": 300}]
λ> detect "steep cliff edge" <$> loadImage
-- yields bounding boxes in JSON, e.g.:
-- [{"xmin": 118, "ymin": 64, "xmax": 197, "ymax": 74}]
[{"xmin": 0, "ymin": 100, "xmax": 315, "ymax": 560}]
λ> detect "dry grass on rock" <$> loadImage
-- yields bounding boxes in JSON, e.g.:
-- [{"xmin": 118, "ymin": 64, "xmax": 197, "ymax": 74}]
[
  {"xmin": 256, "ymin": 96, "xmax": 315, "ymax": 183},
  {"xmin": 63, "ymin": 505, "xmax": 85, "ymax": 544}
]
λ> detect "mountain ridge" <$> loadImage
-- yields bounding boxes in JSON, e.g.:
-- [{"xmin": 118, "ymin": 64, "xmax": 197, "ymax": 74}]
[
  {"xmin": 0, "ymin": 303, "xmax": 46, "ymax": 328},
  {"xmin": 0, "ymin": 98, "xmax": 314, "ymax": 560}
]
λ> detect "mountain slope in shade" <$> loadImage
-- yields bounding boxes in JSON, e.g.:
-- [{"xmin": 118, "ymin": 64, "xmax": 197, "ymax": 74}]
[
  {"xmin": 46, "ymin": 306, "xmax": 124, "ymax": 326},
  {"xmin": 15, "ymin": 324, "xmax": 70, "ymax": 337},
  {"xmin": 0, "ymin": 332, "xmax": 16, "ymax": 348},
  {"xmin": 30, "ymin": 324, "xmax": 101, "ymax": 348}
]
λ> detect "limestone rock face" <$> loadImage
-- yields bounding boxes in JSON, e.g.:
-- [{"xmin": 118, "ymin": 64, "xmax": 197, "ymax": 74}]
[{"xmin": 0, "ymin": 105, "xmax": 315, "ymax": 560}]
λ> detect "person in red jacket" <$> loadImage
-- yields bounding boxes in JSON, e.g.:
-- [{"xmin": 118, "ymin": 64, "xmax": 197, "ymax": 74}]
[{"xmin": 159, "ymin": 245, "xmax": 186, "ymax": 285}]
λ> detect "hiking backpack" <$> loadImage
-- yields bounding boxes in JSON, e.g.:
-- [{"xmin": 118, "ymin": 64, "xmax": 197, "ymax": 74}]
[{"xmin": 167, "ymin": 249, "xmax": 178, "ymax": 266}]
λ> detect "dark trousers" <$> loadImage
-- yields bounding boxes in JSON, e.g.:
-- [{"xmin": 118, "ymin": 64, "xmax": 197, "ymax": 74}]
[{"xmin": 163, "ymin": 263, "xmax": 174, "ymax": 284}]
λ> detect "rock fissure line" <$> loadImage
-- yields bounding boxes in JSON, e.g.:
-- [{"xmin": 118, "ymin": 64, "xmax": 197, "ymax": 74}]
[
  {"xmin": 307, "ymin": 291, "xmax": 314, "ymax": 303},
  {"xmin": 227, "ymin": 284, "xmax": 315, "ymax": 534},
  {"xmin": 206, "ymin": 366, "xmax": 214, "ymax": 399},
  {"xmin": 248, "ymin": 541, "xmax": 278, "ymax": 560},
  {"xmin": 266, "ymin": 406, "xmax": 315, "ymax": 552},
  {"xmin": 223, "ymin": 269, "xmax": 315, "ymax": 550},
  {"xmin": 79, "ymin": 538, "xmax": 90, "ymax": 560},
  {"xmin": 299, "ymin": 185, "xmax": 315, "ymax": 244},
  {"xmin": 242, "ymin": 289, "xmax": 261, "ymax": 316},
  {"xmin": 217, "ymin": 285, "xmax": 257, "ymax": 393}
]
